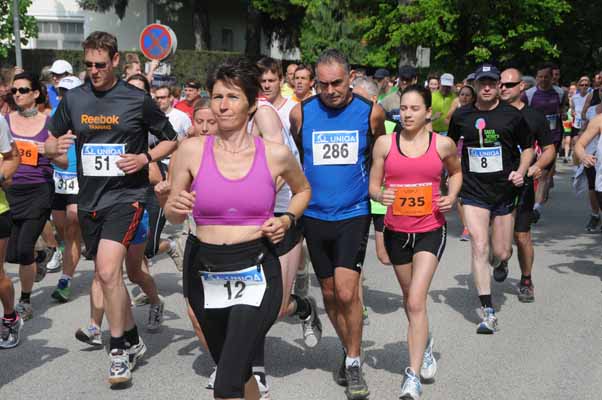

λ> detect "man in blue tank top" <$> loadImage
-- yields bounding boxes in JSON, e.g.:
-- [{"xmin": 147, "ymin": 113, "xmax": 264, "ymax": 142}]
[{"xmin": 290, "ymin": 48, "xmax": 385, "ymax": 400}]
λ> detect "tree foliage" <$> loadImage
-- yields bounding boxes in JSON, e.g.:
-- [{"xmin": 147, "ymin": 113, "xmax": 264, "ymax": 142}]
[{"xmin": 0, "ymin": 0, "xmax": 38, "ymax": 59}]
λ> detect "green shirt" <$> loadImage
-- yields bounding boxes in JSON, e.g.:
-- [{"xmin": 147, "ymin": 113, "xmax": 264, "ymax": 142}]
[
  {"xmin": 370, "ymin": 120, "xmax": 397, "ymax": 215},
  {"xmin": 431, "ymin": 90, "xmax": 456, "ymax": 133}
]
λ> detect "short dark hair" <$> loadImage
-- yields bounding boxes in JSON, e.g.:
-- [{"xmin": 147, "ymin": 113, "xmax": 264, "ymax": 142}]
[
  {"xmin": 401, "ymin": 84, "xmax": 432, "ymax": 108},
  {"xmin": 256, "ymin": 57, "xmax": 283, "ymax": 79},
  {"xmin": 126, "ymin": 73, "xmax": 150, "ymax": 93},
  {"xmin": 294, "ymin": 64, "xmax": 314, "ymax": 80},
  {"xmin": 316, "ymin": 49, "xmax": 350, "ymax": 73},
  {"xmin": 155, "ymin": 85, "xmax": 172, "ymax": 96},
  {"xmin": 207, "ymin": 58, "xmax": 261, "ymax": 109},
  {"xmin": 537, "ymin": 62, "xmax": 556, "ymax": 74},
  {"xmin": 13, "ymin": 71, "xmax": 46, "ymax": 104},
  {"xmin": 82, "ymin": 31, "xmax": 118, "ymax": 59}
]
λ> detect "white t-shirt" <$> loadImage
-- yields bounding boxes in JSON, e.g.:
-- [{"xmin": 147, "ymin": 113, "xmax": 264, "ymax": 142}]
[
  {"xmin": 0, "ymin": 117, "xmax": 14, "ymax": 153},
  {"xmin": 166, "ymin": 107, "xmax": 192, "ymax": 139}
]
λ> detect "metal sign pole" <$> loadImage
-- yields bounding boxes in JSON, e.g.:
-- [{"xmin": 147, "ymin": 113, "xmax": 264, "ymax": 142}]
[{"xmin": 13, "ymin": 0, "xmax": 22, "ymax": 67}]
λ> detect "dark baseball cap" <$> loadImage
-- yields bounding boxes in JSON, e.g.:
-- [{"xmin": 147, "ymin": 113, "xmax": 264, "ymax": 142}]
[
  {"xmin": 474, "ymin": 64, "xmax": 500, "ymax": 81},
  {"xmin": 374, "ymin": 68, "xmax": 390, "ymax": 79},
  {"xmin": 185, "ymin": 79, "xmax": 202, "ymax": 89},
  {"xmin": 398, "ymin": 65, "xmax": 417, "ymax": 79}
]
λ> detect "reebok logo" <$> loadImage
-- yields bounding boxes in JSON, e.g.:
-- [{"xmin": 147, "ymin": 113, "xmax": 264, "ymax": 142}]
[{"xmin": 81, "ymin": 114, "xmax": 120, "ymax": 125}]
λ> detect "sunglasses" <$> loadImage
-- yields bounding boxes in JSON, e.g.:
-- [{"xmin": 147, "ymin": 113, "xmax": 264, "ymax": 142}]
[
  {"xmin": 154, "ymin": 95, "xmax": 169, "ymax": 100},
  {"xmin": 84, "ymin": 61, "xmax": 108, "ymax": 70},
  {"xmin": 11, "ymin": 87, "xmax": 32, "ymax": 95},
  {"xmin": 500, "ymin": 81, "xmax": 521, "ymax": 89}
]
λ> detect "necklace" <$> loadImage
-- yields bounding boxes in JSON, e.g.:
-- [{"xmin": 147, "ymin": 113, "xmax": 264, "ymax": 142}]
[
  {"xmin": 18, "ymin": 107, "xmax": 38, "ymax": 118},
  {"xmin": 216, "ymin": 136, "xmax": 252, "ymax": 155}
]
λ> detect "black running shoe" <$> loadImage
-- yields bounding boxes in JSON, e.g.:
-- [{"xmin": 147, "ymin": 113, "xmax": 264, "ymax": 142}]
[
  {"xmin": 493, "ymin": 260, "xmax": 509, "ymax": 282},
  {"xmin": 586, "ymin": 215, "xmax": 600, "ymax": 233},
  {"xmin": 335, "ymin": 351, "xmax": 347, "ymax": 386},
  {"xmin": 344, "ymin": 363, "xmax": 369, "ymax": 400}
]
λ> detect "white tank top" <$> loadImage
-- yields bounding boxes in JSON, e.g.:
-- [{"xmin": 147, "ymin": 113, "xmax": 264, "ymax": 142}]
[{"xmin": 572, "ymin": 92, "xmax": 588, "ymax": 129}]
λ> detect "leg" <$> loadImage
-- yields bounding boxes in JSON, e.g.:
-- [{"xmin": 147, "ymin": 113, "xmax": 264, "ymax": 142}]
[
  {"xmin": 125, "ymin": 244, "xmax": 161, "ymax": 305},
  {"xmin": 333, "ymin": 268, "xmax": 362, "ymax": 357},
  {"xmin": 535, "ymin": 169, "xmax": 549, "ymax": 206},
  {"xmin": 374, "ymin": 231, "xmax": 391, "ymax": 265},
  {"xmin": 463, "ymin": 205, "xmax": 492, "ymax": 297},
  {"xmin": 0, "ymin": 238, "xmax": 13, "ymax": 314},
  {"xmin": 90, "ymin": 274, "xmax": 104, "ymax": 327},
  {"xmin": 318, "ymin": 276, "xmax": 347, "ymax": 343},
  {"xmin": 514, "ymin": 231, "xmax": 534, "ymax": 277},
  {"xmin": 62, "ymin": 204, "xmax": 82, "ymax": 278},
  {"xmin": 186, "ymin": 300, "xmax": 208, "ymax": 350},
  {"xmin": 41, "ymin": 221, "xmax": 59, "ymax": 249},
  {"xmin": 490, "ymin": 213, "xmax": 515, "ymax": 262},
  {"xmin": 278, "ymin": 241, "xmax": 303, "ymax": 317}
]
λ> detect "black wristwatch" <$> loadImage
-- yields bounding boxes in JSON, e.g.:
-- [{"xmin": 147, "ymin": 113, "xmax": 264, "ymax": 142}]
[
  {"xmin": 144, "ymin": 152, "xmax": 153, "ymax": 164},
  {"xmin": 281, "ymin": 212, "xmax": 296, "ymax": 229}
]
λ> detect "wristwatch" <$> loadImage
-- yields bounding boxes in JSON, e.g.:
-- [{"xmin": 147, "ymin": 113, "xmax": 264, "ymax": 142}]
[
  {"xmin": 144, "ymin": 152, "xmax": 153, "ymax": 164},
  {"xmin": 281, "ymin": 212, "xmax": 296, "ymax": 229}
]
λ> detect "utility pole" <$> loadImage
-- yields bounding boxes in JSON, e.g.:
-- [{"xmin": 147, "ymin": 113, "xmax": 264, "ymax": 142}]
[{"xmin": 13, "ymin": 0, "xmax": 22, "ymax": 67}]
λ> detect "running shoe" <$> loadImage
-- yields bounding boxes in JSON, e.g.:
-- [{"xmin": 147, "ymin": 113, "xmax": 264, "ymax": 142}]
[
  {"xmin": 206, "ymin": 367, "xmax": 217, "ymax": 389},
  {"xmin": 46, "ymin": 249, "xmax": 63, "ymax": 273},
  {"xmin": 15, "ymin": 301, "xmax": 32, "ymax": 321},
  {"xmin": 460, "ymin": 227, "xmax": 470, "ymax": 241},
  {"xmin": 51, "ymin": 278, "xmax": 71, "ymax": 303},
  {"xmin": 108, "ymin": 348, "xmax": 131, "ymax": 385},
  {"xmin": 301, "ymin": 296, "xmax": 322, "ymax": 348},
  {"xmin": 362, "ymin": 306, "xmax": 370, "ymax": 326},
  {"xmin": 146, "ymin": 301, "xmax": 164, "ymax": 332},
  {"xmin": 586, "ymin": 215, "xmax": 600, "ymax": 233},
  {"xmin": 126, "ymin": 336, "xmax": 147, "ymax": 370},
  {"xmin": 253, "ymin": 372, "xmax": 271, "ymax": 400},
  {"xmin": 518, "ymin": 283, "xmax": 535, "ymax": 303},
  {"xmin": 420, "ymin": 336, "xmax": 437, "ymax": 380},
  {"xmin": 493, "ymin": 260, "xmax": 509, "ymax": 282},
  {"xmin": 167, "ymin": 236, "xmax": 184, "ymax": 272},
  {"xmin": 34, "ymin": 248, "xmax": 54, "ymax": 282},
  {"xmin": 132, "ymin": 292, "xmax": 150, "ymax": 307},
  {"xmin": 344, "ymin": 361, "xmax": 370, "ymax": 400},
  {"xmin": 0, "ymin": 314, "xmax": 24, "ymax": 349},
  {"xmin": 476, "ymin": 307, "xmax": 498, "ymax": 334},
  {"xmin": 400, "ymin": 367, "xmax": 422, "ymax": 400},
  {"xmin": 336, "ymin": 350, "xmax": 347, "ymax": 386},
  {"xmin": 75, "ymin": 325, "xmax": 103, "ymax": 346}
]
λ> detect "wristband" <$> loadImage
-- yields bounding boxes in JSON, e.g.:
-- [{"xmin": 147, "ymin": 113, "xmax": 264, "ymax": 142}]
[
  {"xmin": 144, "ymin": 152, "xmax": 153, "ymax": 163},
  {"xmin": 282, "ymin": 212, "xmax": 296, "ymax": 229}
]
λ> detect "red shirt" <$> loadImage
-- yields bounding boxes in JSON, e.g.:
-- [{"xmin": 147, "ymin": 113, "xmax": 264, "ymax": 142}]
[{"xmin": 175, "ymin": 100, "xmax": 195, "ymax": 120}]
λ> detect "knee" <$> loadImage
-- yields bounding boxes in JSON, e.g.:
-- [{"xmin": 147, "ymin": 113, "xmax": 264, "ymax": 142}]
[
  {"xmin": 470, "ymin": 238, "xmax": 489, "ymax": 260},
  {"xmin": 96, "ymin": 266, "xmax": 121, "ymax": 288},
  {"xmin": 514, "ymin": 232, "xmax": 531, "ymax": 248},
  {"xmin": 320, "ymin": 284, "xmax": 336, "ymax": 307},
  {"xmin": 334, "ymin": 286, "xmax": 356, "ymax": 306},
  {"xmin": 405, "ymin": 295, "xmax": 426, "ymax": 318}
]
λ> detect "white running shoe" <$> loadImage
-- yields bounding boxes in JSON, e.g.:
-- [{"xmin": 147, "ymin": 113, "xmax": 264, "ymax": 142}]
[{"xmin": 420, "ymin": 336, "xmax": 437, "ymax": 380}]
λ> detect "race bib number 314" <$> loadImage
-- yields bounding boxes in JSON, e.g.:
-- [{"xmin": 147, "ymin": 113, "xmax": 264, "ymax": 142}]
[
  {"xmin": 468, "ymin": 146, "xmax": 503, "ymax": 173},
  {"xmin": 312, "ymin": 130, "xmax": 359, "ymax": 165},
  {"xmin": 81, "ymin": 144, "xmax": 125, "ymax": 177},
  {"xmin": 201, "ymin": 265, "xmax": 267, "ymax": 309}
]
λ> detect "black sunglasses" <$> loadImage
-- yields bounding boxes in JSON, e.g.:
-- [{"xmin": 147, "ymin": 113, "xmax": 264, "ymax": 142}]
[
  {"xmin": 500, "ymin": 81, "xmax": 521, "ymax": 89},
  {"xmin": 11, "ymin": 87, "xmax": 32, "ymax": 95},
  {"xmin": 84, "ymin": 61, "xmax": 108, "ymax": 70}
]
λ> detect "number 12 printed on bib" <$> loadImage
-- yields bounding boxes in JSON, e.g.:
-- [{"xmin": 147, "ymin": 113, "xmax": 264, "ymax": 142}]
[
  {"xmin": 312, "ymin": 130, "xmax": 359, "ymax": 165},
  {"xmin": 201, "ymin": 265, "xmax": 267, "ymax": 309},
  {"xmin": 81, "ymin": 144, "xmax": 125, "ymax": 177}
]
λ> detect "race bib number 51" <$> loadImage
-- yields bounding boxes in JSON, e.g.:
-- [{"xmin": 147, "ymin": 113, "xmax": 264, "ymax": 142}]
[
  {"xmin": 201, "ymin": 265, "xmax": 267, "ymax": 309},
  {"xmin": 312, "ymin": 130, "xmax": 359, "ymax": 165},
  {"xmin": 468, "ymin": 146, "xmax": 503, "ymax": 173},
  {"xmin": 81, "ymin": 144, "xmax": 125, "ymax": 177},
  {"xmin": 392, "ymin": 183, "xmax": 433, "ymax": 216}
]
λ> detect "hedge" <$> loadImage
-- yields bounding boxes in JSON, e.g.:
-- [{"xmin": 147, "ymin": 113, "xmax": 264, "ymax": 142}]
[{"xmin": 2, "ymin": 48, "xmax": 241, "ymax": 86}]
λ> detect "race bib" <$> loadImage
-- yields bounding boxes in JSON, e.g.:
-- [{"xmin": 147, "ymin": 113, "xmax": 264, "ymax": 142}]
[
  {"xmin": 81, "ymin": 144, "xmax": 125, "ymax": 177},
  {"xmin": 468, "ymin": 146, "xmax": 503, "ymax": 173},
  {"xmin": 15, "ymin": 140, "xmax": 39, "ymax": 167},
  {"xmin": 201, "ymin": 265, "xmax": 266, "ymax": 309},
  {"xmin": 312, "ymin": 130, "xmax": 359, "ymax": 165},
  {"xmin": 391, "ymin": 183, "xmax": 433, "ymax": 217},
  {"xmin": 546, "ymin": 114, "xmax": 558, "ymax": 131},
  {"xmin": 573, "ymin": 117, "xmax": 583, "ymax": 130},
  {"xmin": 53, "ymin": 170, "xmax": 79, "ymax": 195}
]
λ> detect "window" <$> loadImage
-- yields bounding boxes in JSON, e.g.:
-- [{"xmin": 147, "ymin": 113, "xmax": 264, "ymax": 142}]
[
  {"xmin": 221, "ymin": 28, "xmax": 233, "ymax": 51},
  {"xmin": 35, "ymin": 20, "xmax": 84, "ymax": 50}
]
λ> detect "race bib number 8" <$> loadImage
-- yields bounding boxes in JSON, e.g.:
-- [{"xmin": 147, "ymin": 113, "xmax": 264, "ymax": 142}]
[
  {"xmin": 15, "ymin": 140, "xmax": 39, "ymax": 166},
  {"xmin": 392, "ymin": 183, "xmax": 433, "ymax": 216},
  {"xmin": 201, "ymin": 265, "xmax": 267, "ymax": 309},
  {"xmin": 53, "ymin": 170, "xmax": 79, "ymax": 195},
  {"xmin": 468, "ymin": 146, "xmax": 503, "ymax": 173},
  {"xmin": 312, "ymin": 130, "xmax": 359, "ymax": 165},
  {"xmin": 81, "ymin": 144, "xmax": 125, "ymax": 177}
]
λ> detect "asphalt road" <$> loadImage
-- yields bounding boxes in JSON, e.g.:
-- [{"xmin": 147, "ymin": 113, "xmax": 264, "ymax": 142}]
[{"xmin": 1, "ymin": 162, "xmax": 601, "ymax": 400}]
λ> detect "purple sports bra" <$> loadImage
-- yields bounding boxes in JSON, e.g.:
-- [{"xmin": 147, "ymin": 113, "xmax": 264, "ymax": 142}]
[{"xmin": 191, "ymin": 135, "xmax": 275, "ymax": 226}]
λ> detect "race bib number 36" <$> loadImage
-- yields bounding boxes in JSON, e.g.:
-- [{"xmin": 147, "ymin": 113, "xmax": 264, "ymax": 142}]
[
  {"xmin": 81, "ymin": 144, "xmax": 125, "ymax": 177},
  {"xmin": 468, "ymin": 146, "xmax": 503, "ymax": 173},
  {"xmin": 15, "ymin": 140, "xmax": 39, "ymax": 166},
  {"xmin": 392, "ymin": 183, "xmax": 433, "ymax": 216},
  {"xmin": 53, "ymin": 170, "xmax": 79, "ymax": 195},
  {"xmin": 201, "ymin": 265, "xmax": 267, "ymax": 309},
  {"xmin": 312, "ymin": 130, "xmax": 359, "ymax": 165}
]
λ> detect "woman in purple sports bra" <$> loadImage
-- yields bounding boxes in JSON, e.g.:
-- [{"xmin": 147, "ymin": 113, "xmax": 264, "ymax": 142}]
[{"xmin": 165, "ymin": 59, "xmax": 311, "ymax": 400}]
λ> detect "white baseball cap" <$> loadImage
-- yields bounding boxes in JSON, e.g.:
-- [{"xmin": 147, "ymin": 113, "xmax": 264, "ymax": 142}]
[
  {"xmin": 49, "ymin": 60, "xmax": 73, "ymax": 75},
  {"xmin": 440, "ymin": 73, "xmax": 454, "ymax": 87},
  {"xmin": 58, "ymin": 76, "xmax": 83, "ymax": 90}
]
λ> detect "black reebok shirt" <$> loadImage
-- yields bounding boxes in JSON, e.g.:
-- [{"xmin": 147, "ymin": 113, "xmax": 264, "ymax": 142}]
[
  {"xmin": 449, "ymin": 102, "xmax": 533, "ymax": 204},
  {"xmin": 49, "ymin": 80, "xmax": 177, "ymax": 211}
]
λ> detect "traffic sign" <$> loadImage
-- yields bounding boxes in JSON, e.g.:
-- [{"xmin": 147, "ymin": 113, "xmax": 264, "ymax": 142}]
[{"xmin": 139, "ymin": 24, "xmax": 177, "ymax": 61}]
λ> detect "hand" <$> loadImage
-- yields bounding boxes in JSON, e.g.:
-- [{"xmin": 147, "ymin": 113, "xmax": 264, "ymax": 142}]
[
  {"xmin": 117, "ymin": 153, "xmax": 148, "ymax": 174},
  {"xmin": 46, "ymin": 131, "xmax": 76, "ymax": 155},
  {"xmin": 527, "ymin": 165, "xmax": 542, "ymax": 179},
  {"xmin": 170, "ymin": 190, "xmax": 196, "ymax": 215},
  {"xmin": 436, "ymin": 195, "xmax": 456, "ymax": 213},
  {"xmin": 37, "ymin": 142, "xmax": 46, "ymax": 155},
  {"xmin": 154, "ymin": 180, "xmax": 170, "ymax": 207},
  {"xmin": 261, "ymin": 216, "xmax": 289, "ymax": 244},
  {"xmin": 581, "ymin": 154, "xmax": 597, "ymax": 168},
  {"xmin": 432, "ymin": 111, "xmax": 442, "ymax": 120},
  {"xmin": 379, "ymin": 188, "xmax": 396, "ymax": 206},
  {"xmin": 508, "ymin": 170, "xmax": 524, "ymax": 187},
  {"xmin": 149, "ymin": 59, "xmax": 160, "ymax": 72}
]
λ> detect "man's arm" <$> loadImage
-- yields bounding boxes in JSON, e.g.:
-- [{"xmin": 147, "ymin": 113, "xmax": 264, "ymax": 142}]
[
  {"xmin": 575, "ymin": 114, "xmax": 602, "ymax": 167},
  {"xmin": 370, "ymin": 104, "xmax": 386, "ymax": 138},
  {"xmin": 252, "ymin": 106, "xmax": 284, "ymax": 144},
  {"xmin": 289, "ymin": 103, "xmax": 302, "ymax": 149}
]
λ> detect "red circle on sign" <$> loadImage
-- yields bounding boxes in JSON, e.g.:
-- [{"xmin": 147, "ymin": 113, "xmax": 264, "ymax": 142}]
[{"xmin": 139, "ymin": 24, "xmax": 173, "ymax": 61}]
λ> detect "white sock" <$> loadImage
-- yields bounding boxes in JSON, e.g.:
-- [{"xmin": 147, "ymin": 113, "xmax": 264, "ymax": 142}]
[
  {"xmin": 60, "ymin": 274, "xmax": 72, "ymax": 283},
  {"xmin": 345, "ymin": 356, "xmax": 361, "ymax": 369},
  {"xmin": 533, "ymin": 203, "xmax": 542, "ymax": 211}
]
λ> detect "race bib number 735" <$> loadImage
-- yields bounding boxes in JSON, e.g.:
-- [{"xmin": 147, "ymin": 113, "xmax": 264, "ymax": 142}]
[
  {"xmin": 312, "ymin": 130, "xmax": 359, "ymax": 165},
  {"xmin": 81, "ymin": 144, "xmax": 125, "ymax": 177}
]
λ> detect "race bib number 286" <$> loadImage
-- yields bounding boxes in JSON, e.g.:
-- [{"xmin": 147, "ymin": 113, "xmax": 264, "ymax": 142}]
[
  {"xmin": 312, "ymin": 130, "xmax": 359, "ymax": 165},
  {"xmin": 81, "ymin": 144, "xmax": 125, "ymax": 177}
]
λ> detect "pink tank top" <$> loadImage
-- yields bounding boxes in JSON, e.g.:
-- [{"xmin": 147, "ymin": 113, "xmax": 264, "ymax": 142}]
[
  {"xmin": 384, "ymin": 132, "xmax": 446, "ymax": 233},
  {"xmin": 192, "ymin": 135, "xmax": 275, "ymax": 226}
]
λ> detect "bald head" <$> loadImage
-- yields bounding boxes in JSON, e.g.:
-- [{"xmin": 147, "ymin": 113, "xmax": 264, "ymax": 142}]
[
  {"xmin": 501, "ymin": 68, "xmax": 522, "ymax": 82},
  {"xmin": 500, "ymin": 68, "xmax": 525, "ymax": 105}
]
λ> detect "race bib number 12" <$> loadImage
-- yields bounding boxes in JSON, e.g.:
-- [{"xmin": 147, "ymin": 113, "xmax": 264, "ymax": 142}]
[
  {"xmin": 81, "ymin": 144, "xmax": 125, "ymax": 177},
  {"xmin": 312, "ymin": 130, "xmax": 359, "ymax": 165},
  {"xmin": 201, "ymin": 265, "xmax": 267, "ymax": 309},
  {"xmin": 468, "ymin": 146, "xmax": 503, "ymax": 173}
]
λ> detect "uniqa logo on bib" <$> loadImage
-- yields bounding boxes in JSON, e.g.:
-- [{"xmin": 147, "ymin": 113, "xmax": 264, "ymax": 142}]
[
  {"xmin": 313, "ymin": 130, "xmax": 359, "ymax": 144},
  {"xmin": 202, "ymin": 268, "xmax": 263, "ymax": 282}
]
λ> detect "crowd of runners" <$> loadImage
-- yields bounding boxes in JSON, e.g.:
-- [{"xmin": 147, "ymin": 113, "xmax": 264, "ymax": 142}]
[{"xmin": 0, "ymin": 30, "xmax": 601, "ymax": 400}]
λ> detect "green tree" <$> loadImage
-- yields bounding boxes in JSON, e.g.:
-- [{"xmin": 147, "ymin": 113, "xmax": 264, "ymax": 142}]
[{"xmin": 0, "ymin": 0, "xmax": 38, "ymax": 59}]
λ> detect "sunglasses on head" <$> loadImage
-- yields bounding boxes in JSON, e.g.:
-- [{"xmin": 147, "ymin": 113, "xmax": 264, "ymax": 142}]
[
  {"xmin": 84, "ymin": 61, "xmax": 108, "ymax": 70},
  {"xmin": 11, "ymin": 87, "xmax": 32, "ymax": 95},
  {"xmin": 500, "ymin": 81, "xmax": 521, "ymax": 89}
]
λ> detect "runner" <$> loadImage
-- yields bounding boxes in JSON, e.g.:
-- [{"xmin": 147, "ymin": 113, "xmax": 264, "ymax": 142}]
[
  {"xmin": 448, "ymin": 64, "xmax": 533, "ymax": 333},
  {"xmin": 188, "ymin": 97, "xmax": 217, "ymax": 137},
  {"xmin": 47, "ymin": 59, "xmax": 73, "ymax": 109},
  {"xmin": 292, "ymin": 64, "xmax": 315, "ymax": 102},
  {"xmin": 0, "ymin": 117, "xmax": 23, "ymax": 349},
  {"xmin": 281, "ymin": 63, "xmax": 297, "ymax": 98},
  {"xmin": 370, "ymin": 84, "xmax": 461, "ymax": 400},
  {"xmin": 290, "ymin": 48, "xmax": 385, "ymax": 400},
  {"xmin": 574, "ymin": 114, "xmax": 602, "ymax": 217},
  {"xmin": 431, "ymin": 73, "xmax": 456, "ymax": 136},
  {"xmin": 373, "ymin": 69, "xmax": 391, "ymax": 102},
  {"xmin": 45, "ymin": 31, "xmax": 178, "ymax": 385},
  {"xmin": 175, "ymin": 79, "xmax": 202, "ymax": 120},
  {"xmin": 380, "ymin": 65, "xmax": 418, "ymax": 122},
  {"xmin": 154, "ymin": 85, "xmax": 192, "ymax": 139},
  {"xmin": 165, "ymin": 57, "xmax": 311, "ymax": 400},
  {"xmin": 500, "ymin": 68, "xmax": 556, "ymax": 303},
  {"xmin": 427, "ymin": 75, "xmax": 440, "ymax": 93}
]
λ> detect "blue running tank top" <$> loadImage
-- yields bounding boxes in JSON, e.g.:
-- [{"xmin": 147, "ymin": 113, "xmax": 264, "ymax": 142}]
[{"xmin": 301, "ymin": 94, "xmax": 373, "ymax": 220}]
